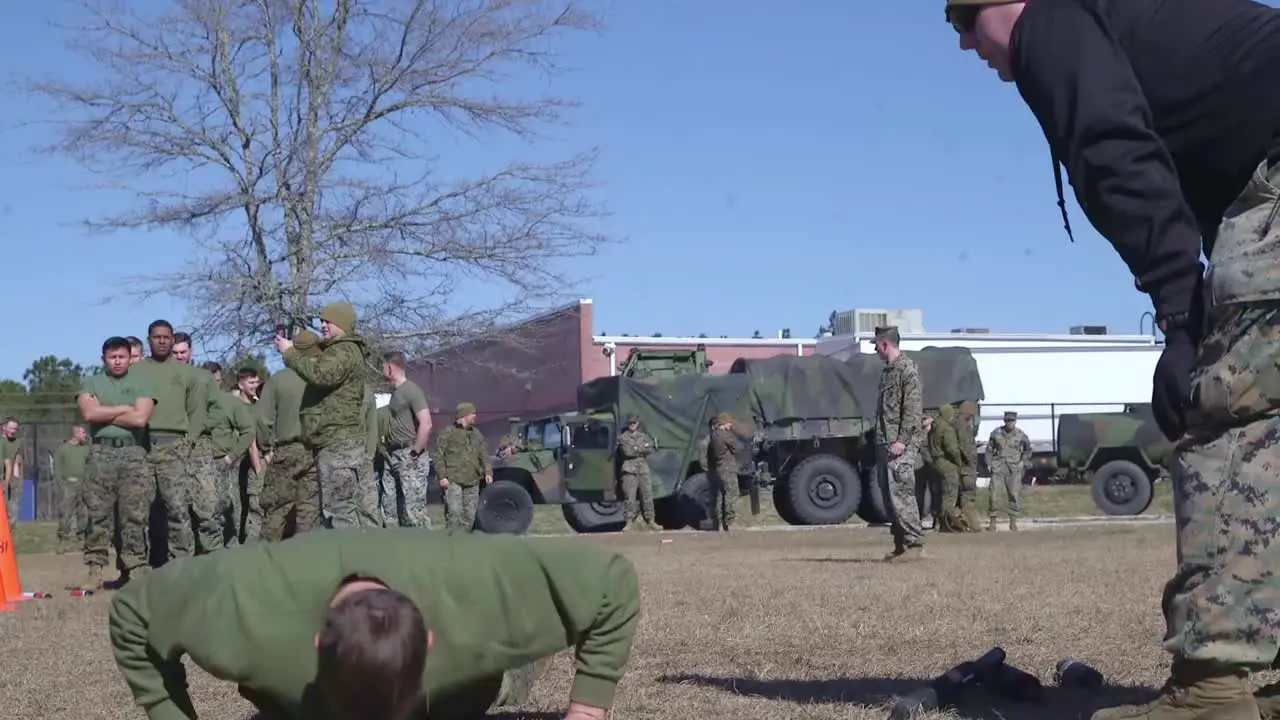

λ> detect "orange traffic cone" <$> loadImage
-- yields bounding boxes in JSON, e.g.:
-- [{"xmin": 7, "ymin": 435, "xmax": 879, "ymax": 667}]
[{"xmin": 0, "ymin": 497, "xmax": 27, "ymax": 608}]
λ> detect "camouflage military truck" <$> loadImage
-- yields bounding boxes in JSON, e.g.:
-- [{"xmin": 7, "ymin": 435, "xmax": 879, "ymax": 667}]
[
  {"xmin": 1054, "ymin": 403, "xmax": 1174, "ymax": 516},
  {"xmin": 481, "ymin": 347, "xmax": 715, "ymax": 534},
  {"xmin": 728, "ymin": 347, "xmax": 985, "ymax": 526}
]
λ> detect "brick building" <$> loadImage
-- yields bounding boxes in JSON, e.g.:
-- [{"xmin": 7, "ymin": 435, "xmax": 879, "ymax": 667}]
[{"xmin": 406, "ymin": 299, "xmax": 813, "ymax": 442}]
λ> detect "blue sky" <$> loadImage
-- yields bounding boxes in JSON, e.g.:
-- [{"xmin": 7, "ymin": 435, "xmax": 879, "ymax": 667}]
[{"xmin": 0, "ymin": 0, "xmax": 1179, "ymax": 381}]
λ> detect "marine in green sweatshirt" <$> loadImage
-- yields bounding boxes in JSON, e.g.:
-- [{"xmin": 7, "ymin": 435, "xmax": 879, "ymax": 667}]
[{"xmin": 109, "ymin": 528, "xmax": 640, "ymax": 720}]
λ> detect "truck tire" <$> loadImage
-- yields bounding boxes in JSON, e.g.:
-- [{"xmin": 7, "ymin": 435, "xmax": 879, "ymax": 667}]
[
  {"xmin": 1090, "ymin": 460, "xmax": 1154, "ymax": 516},
  {"xmin": 474, "ymin": 480, "xmax": 535, "ymax": 535},
  {"xmin": 561, "ymin": 501, "xmax": 627, "ymax": 534},
  {"xmin": 678, "ymin": 473, "xmax": 716, "ymax": 531},
  {"xmin": 786, "ymin": 454, "xmax": 861, "ymax": 525},
  {"xmin": 857, "ymin": 470, "xmax": 891, "ymax": 525},
  {"xmin": 773, "ymin": 482, "xmax": 802, "ymax": 525}
]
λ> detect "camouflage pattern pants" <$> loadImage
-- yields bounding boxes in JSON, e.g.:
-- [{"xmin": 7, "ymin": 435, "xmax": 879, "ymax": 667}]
[
  {"xmin": 878, "ymin": 446, "xmax": 925, "ymax": 547},
  {"xmin": 987, "ymin": 462, "xmax": 1022, "ymax": 518},
  {"xmin": 936, "ymin": 466, "xmax": 962, "ymax": 526},
  {"xmin": 711, "ymin": 469, "xmax": 738, "ymax": 530},
  {"xmin": 56, "ymin": 478, "xmax": 88, "ymax": 548},
  {"xmin": 146, "ymin": 437, "xmax": 195, "ymax": 560},
  {"xmin": 83, "ymin": 443, "xmax": 151, "ymax": 572},
  {"xmin": 444, "ymin": 482, "xmax": 480, "ymax": 532},
  {"xmin": 316, "ymin": 439, "xmax": 381, "ymax": 528},
  {"xmin": 260, "ymin": 442, "xmax": 321, "ymax": 542},
  {"xmin": 621, "ymin": 470, "xmax": 655, "ymax": 524},
  {"xmin": 382, "ymin": 446, "xmax": 432, "ymax": 528},
  {"xmin": 220, "ymin": 460, "xmax": 245, "ymax": 546},
  {"xmin": 4, "ymin": 472, "xmax": 20, "ymax": 528},
  {"xmin": 188, "ymin": 438, "xmax": 226, "ymax": 554},
  {"xmin": 244, "ymin": 466, "xmax": 263, "ymax": 542}
]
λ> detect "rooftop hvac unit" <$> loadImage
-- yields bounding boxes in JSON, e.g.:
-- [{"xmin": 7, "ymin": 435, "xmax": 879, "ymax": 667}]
[
  {"xmin": 832, "ymin": 308, "xmax": 925, "ymax": 336},
  {"xmin": 948, "ymin": 327, "xmax": 991, "ymax": 334},
  {"xmin": 1069, "ymin": 325, "xmax": 1109, "ymax": 335}
]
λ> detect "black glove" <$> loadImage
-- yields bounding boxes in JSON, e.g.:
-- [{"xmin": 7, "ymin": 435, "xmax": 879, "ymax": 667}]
[{"xmin": 1151, "ymin": 329, "xmax": 1196, "ymax": 441}]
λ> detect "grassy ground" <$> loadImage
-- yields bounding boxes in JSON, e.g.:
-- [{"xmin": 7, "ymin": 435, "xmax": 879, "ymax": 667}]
[
  {"xmin": 4, "ymin": 522, "xmax": 1260, "ymax": 720},
  {"xmin": 10, "ymin": 483, "xmax": 1176, "ymax": 555}
]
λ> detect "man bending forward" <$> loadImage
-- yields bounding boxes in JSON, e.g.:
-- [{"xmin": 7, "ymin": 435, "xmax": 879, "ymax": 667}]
[{"xmin": 109, "ymin": 528, "xmax": 639, "ymax": 720}]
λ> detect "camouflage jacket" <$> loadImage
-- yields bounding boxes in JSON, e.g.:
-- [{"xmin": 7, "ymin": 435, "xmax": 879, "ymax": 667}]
[
  {"xmin": 434, "ymin": 424, "xmax": 491, "ymax": 487},
  {"xmin": 988, "ymin": 427, "xmax": 1033, "ymax": 468},
  {"xmin": 875, "ymin": 354, "xmax": 923, "ymax": 450},
  {"xmin": 283, "ymin": 334, "xmax": 372, "ymax": 449},
  {"xmin": 616, "ymin": 428, "xmax": 654, "ymax": 475},
  {"xmin": 954, "ymin": 415, "xmax": 978, "ymax": 476},
  {"xmin": 706, "ymin": 427, "xmax": 739, "ymax": 480},
  {"xmin": 927, "ymin": 418, "xmax": 963, "ymax": 473}
]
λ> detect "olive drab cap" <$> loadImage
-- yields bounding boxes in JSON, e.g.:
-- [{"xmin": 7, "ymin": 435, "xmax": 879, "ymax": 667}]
[
  {"xmin": 293, "ymin": 330, "xmax": 321, "ymax": 355},
  {"xmin": 456, "ymin": 402, "xmax": 476, "ymax": 420},
  {"xmin": 1004, "ymin": 411, "xmax": 1018, "ymax": 421},
  {"xmin": 320, "ymin": 302, "xmax": 357, "ymax": 333},
  {"xmin": 626, "ymin": 413, "xmax": 640, "ymax": 424}
]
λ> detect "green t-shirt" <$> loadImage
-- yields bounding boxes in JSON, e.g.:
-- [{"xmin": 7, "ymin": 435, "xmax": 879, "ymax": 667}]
[
  {"xmin": 130, "ymin": 357, "xmax": 193, "ymax": 436},
  {"xmin": 55, "ymin": 442, "xmax": 90, "ymax": 480},
  {"xmin": 78, "ymin": 372, "xmax": 156, "ymax": 443},
  {"xmin": 0, "ymin": 436, "xmax": 22, "ymax": 464},
  {"xmin": 385, "ymin": 380, "xmax": 429, "ymax": 449}
]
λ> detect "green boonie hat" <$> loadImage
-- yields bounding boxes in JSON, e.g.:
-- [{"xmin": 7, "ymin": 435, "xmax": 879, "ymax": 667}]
[
  {"xmin": 319, "ymin": 302, "xmax": 357, "ymax": 333},
  {"xmin": 938, "ymin": 404, "xmax": 956, "ymax": 420},
  {"xmin": 456, "ymin": 402, "xmax": 476, "ymax": 419}
]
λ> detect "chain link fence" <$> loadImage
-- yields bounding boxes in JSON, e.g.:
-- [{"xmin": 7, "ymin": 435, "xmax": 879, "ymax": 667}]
[{"xmin": 16, "ymin": 418, "xmax": 78, "ymax": 522}]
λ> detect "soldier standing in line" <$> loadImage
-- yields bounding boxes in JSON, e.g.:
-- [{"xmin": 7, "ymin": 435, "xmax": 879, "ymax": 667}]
[
  {"xmin": 274, "ymin": 302, "xmax": 380, "ymax": 528},
  {"xmin": 434, "ymin": 402, "xmax": 492, "ymax": 532},
  {"xmin": 986, "ymin": 411, "xmax": 1032, "ymax": 532},
  {"xmin": 235, "ymin": 368, "xmax": 266, "ymax": 540},
  {"xmin": 378, "ymin": 351, "xmax": 434, "ymax": 529},
  {"xmin": 616, "ymin": 414, "xmax": 656, "ymax": 532},
  {"xmin": 130, "ymin": 320, "xmax": 203, "ymax": 562},
  {"xmin": 125, "ymin": 337, "xmax": 144, "ymax": 366},
  {"xmin": 53, "ymin": 425, "xmax": 91, "ymax": 554},
  {"xmin": 706, "ymin": 413, "xmax": 739, "ymax": 532},
  {"xmin": 953, "ymin": 402, "xmax": 984, "ymax": 533},
  {"xmin": 928, "ymin": 405, "xmax": 967, "ymax": 533},
  {"xmin": 170, "ymin": 336, "xmax": 225, "ymax": 554},
  {"xmin": 209, "ymin": 368, "xmax": 263, "ymax": 545},
  {"xmin": 1, "ymin": 417, "xmax": 23, "ymax": 529},
  {"xmin": 873, "ymin": 325, "xmax": 927, "ymax": 562},
  {"xmin": 74, "ymin": 336, "xmax": 156, "ymax": 590},
  {"xmin": 256, "ymin": 331, "xmax": 322, "ymax": 541},
  {"xmin": 918, "ymin": 414, "xmax": 940, "ymax": 530}
]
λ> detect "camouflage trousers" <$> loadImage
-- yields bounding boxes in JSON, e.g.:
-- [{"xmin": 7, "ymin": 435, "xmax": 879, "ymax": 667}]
[
  {"xmin": 188, "ymin": 438, "xmax": 227, "ymax": 554},
  {"xmin": 83, "ymin": 443, "xmax": 151, "ymax": 573},
  {"xmin": 146, "ymin": 436, "xmax": 195, "ymax": 560},
  {"xmin": 55, "ymin": 478, "xmax": 88, "ymax": 550},
  {"xmin": 316, "ymin": 439, "xmax": 381, "ymax": 529},
  {"xmin": 260, "ymin": 442, "xmax": 321, "ymax": 542},
  {"xmin": 711, "ymin": 469, "xmax": 738, "ymax": 530},
  {"xmin": 381, "ymin": 446, "xmax": 432, "ymax": 528},
  {"xmin": 1161, "ymin": 159, "xmax": 1280, "ymax": 670},
  {"xmin": 444, "ymin": 482, "xmax": 480, "ymax": 532},
  {"xmin": 621, "ymin": 470, "xmax": 655, "ymax": 524},
  {"xmin": 878, "ymin": 446, "xmax": 925, "ymax": 547},
  {"xmin": 987, "ymin": 462, "xmax": 1023, "ymax": 519},
  {"xmin": 934, "ymin": 466, "xmax": 964, "ymax": 530},
  {"xmin": 4, "ymin": 472, "xmax": 20, "ymax": 528},
  {"xmin": 958, "ymin": 469, "xmax": 983, "ymax": 530},
  {"xmin": 244, "ymin": 464, "xmax": 263, "ymax": 543}
]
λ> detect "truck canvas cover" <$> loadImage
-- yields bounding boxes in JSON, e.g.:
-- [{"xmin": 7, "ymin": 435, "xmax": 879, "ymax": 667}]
[{"xmin": 728, "ymin": 346, "xmax": 985, "ymax": 423}]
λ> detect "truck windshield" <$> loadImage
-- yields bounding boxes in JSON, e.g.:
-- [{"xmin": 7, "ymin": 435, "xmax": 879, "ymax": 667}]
[{"xmin": 568, "ymin": 422, "xmax": 612, "ymax": 450}]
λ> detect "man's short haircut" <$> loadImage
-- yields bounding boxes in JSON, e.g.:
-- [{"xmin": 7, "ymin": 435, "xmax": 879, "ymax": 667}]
[
  {"xmin": 104, "ymin": 336, "xmax": 133, "ymax": 355},
  {"xmin": 382, "ymin": 351, "xmax": 407, "ymax": 369},
  {"xmin": 125, "ymin": 336, "xmax": 144, "ymax": 349},
  {"xmin": 237, "ymin": 366, "xmax": 261, "ymax": 381},
  {"xmin": 874, "ymin": 325, "xmax": 901, "ymax": 346},
  {"xmin": 3, "ymin": 416, "xmax": 17, "ymax": 426},
  {"xmin": 147, "ymin": 319, "xmax": 173, "ymax": 336},
  {"xmin": 173, "ymin": 332, "xmax": 192, "ymax": 345},
  {"xmin": 316, "ymin": 575, "xmax": 428, "ymax": 720},
  {"xmin": 201, "ymin": 361, "xmax": 222, "ymax": 374}
]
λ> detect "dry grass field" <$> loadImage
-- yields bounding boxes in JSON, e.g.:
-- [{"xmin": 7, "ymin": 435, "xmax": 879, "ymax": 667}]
[{"xmin": 7, "ymin": 507, "xmax": 1260, "ymax": 720}]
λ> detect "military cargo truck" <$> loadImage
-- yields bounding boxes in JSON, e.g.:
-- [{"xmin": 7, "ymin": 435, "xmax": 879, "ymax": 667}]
[
  {"xmin": 1053, "ymin": 403, "xmax": 1174, "ymax": 516},
  {"xmin": 480, "ymin": 347, "xmax": 715, "ymax": 534}
]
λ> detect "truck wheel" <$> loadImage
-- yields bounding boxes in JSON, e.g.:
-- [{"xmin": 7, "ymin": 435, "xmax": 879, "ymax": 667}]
[
  {"xmin": 474, "ymin": 481, "xmax": 535, "ymax": 535},
  {"xmin": 678, "ymin": 473, "xmax": 716, "ymax": 531},
  {"xmin": 857, "ymin": 469, "xmax": 891, "ymax": 525},
  {"xmin": 561, "ymin": 502, "xmax": 627, "ymax": 534},
  {"xmin": 772, "ymin": 482, "xmax": 801, "ymax": 525},
  {"xmin": 786, "ymin": 454, "xmax": 861, "ymax": 525},
  {"xmin": 1090, "ymin": 460, "xmax": 1154, "ymax": 516}
]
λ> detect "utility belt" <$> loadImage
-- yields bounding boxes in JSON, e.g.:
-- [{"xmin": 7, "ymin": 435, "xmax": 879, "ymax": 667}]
[
  {"xmin": 92, "ymin": 436, "xmax": 140, "ymax": 449},
  {"xmin": 146, "ymin": 433, "xmax": 187, "ymax": 451}
]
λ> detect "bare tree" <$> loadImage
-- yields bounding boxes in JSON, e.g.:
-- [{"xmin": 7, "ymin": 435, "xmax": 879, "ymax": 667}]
[{"xmin": 25, "ymin": 0, "xmax": 610, "ymax": 358}]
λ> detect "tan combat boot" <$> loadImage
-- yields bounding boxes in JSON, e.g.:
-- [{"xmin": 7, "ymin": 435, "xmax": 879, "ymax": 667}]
[
  {"xmin": 987, "ymin": 517, "xmax": 998, "ymax": 532},
  {"xmin": 77, "ymin": 565, "xmax": 104, "ymax": 592},
  {"xmin": 1090, "ymin": 660, "xmax": 1258, "ymax": 720},
  {"xmin": 888, "ymin": 546, "xmax": 927, "ymax": 563}
]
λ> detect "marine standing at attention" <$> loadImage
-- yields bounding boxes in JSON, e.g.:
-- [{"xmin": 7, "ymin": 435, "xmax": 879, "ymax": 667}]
[
  {"xmin": 378, "ymin": 351, "xmax": 434, "ymax": 529},
  {"xmin": 616, "ymin": 414, "xmax": 657, "ymax": 532},
  {"xmin": 946, "ymin": 0, "xmax": 1280, "ymax": 715},
  {"xmin": 433, "ymin": 402, "xmax": 491, "ymax": 532},
  {"xmin": 171, "ymin": 334, "xmax": 225, "ymax": 554},
  {"xmin": 53, "ymin": 425, "xmax": 91, "ymax": 554},
  {"xmin": 985, "ymin": 410, "xmax": 1031, "ymax": 532},
  {"xmin": 873, "ymin": 325, "xmax": 926, "ymax": 562},
  {"xmin": 1, "ymin": 417, "xmax": 23, "ymax": 529},
  {"xmin": 705, "ymin": 413, "xmax": 739, "ymax": 532}
]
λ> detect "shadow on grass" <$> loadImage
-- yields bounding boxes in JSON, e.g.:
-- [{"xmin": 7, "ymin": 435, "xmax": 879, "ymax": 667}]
[
  {"xmin": 776, "ymin": 557, "xmax": 889, "ymax": 564},
  {"xmin": 658, "ymin": 673, "xmax": 1161, "ymax": 719}
]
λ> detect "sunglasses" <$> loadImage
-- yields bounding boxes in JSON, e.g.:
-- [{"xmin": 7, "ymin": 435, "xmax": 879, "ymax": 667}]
[{"xmin": 946, "ymin": 5, "xmax": 980, "ymax": 34}]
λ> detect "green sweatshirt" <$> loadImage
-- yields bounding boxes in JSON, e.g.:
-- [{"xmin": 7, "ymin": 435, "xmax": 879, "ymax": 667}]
[
  {"xmin": 109, "ymin": 529, "xmax": 640, "ymax": 719},
  {"xmin": 207, "ymin": 393, "xmax": 256, "ymax": 458},
  {"xmin": 255, "ymin": 368, "xmax": 305, "ymax": 450}
]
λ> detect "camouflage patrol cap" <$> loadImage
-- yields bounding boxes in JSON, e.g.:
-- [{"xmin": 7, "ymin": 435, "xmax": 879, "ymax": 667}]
[
  {"xmin": 1004, "ymin": 411, "xmax": 1018, "ymax": 421},
  {"xmin": 456, "ymin": 402, "xmax": 476, "ymax": 419},
  {"xmin": 626, "ymin": 413, "xmax": 640, "ymax": 424},
  {"xmin": 713, "ymin": 412, "xmax": 734, "ymax": 426},
  {"xmin": 293, "ymin": 330, "xmax": 321, "ymax": 354},
  {"xmin": 319, "ymin": 302, "xmax": 357, "ymax": 333}
]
